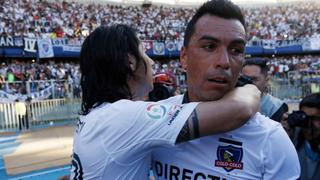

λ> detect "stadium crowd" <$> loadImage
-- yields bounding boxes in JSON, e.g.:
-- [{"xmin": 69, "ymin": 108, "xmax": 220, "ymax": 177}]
[
  {"xmin": 0, "ymin": 54, "xmax": 319, "ymax": 97},
  {"xmin": 0, "ymin": 60, "xmax": 80, "ymax": 98},
  {"xmin": 0, "ymin": 0, "xmax": 319, "ymax": 98},
  {"xmin": 268, "ymin": 55, "xmax": 320, "ymax": 79},
  {"xmin": 0, "ymin": 0, "xmax": 319, "ymax": 41},
  {"xmin": 0, "ymin": 61, "xmax": 80, "ymax": 83}
]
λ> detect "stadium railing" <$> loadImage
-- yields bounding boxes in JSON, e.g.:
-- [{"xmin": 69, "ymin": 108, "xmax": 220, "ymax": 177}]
[
  {"xmin": 0, "ymin": 79, "xmax": 81, "ymax": 101},
  {"xmin": 268, "ymin": 73, "xmax": 320, "ymax": 101},
  {"xmin": 0, "ymin": 98, "xmax": 80, "ymax": 133}
]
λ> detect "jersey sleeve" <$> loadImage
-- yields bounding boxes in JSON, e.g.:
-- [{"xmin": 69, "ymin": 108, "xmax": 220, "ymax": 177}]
[
  {"xmin": 262, "ymin": 124, "xmax": 300, "ymax": 179},
  {"xmin": 270, "ymin": 103, "xmax": 287, "ymax": 122},
  {"xmin": 132, "ymin": 100, "xmax": 199, "ymax": 145},
  {"xmin": 103, "ymin": 100, "xmax": 199, "ymax": 164}
]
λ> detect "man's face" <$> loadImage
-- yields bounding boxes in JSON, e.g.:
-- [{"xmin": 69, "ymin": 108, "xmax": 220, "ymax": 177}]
[
  {"xmin": 181, "ymin": 15, "xmax": 246, "ymax": 101},
  {"xmin": 139, "ymin": 45, "xmax": 154, "ymax": 94},
  {"xmin": 301, "ymin": 106, "xmax": 320, "ymax": 140},
  {"xmin": 242, "ymin": 65, "xmax": 268, "ymax": 93},
  {"xmin": 129, "ymin": 44, "xmax": 154, "ymax": 100}
]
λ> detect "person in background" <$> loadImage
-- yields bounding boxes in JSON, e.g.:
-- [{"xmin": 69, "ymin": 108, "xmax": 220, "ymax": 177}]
[
  {"xmin": 286, "ymin": 93, "xmax": 320, "ymax": 180},
  {"xmin": 280, "ymin": 103, "xmax": 295, "ymax": 139},
  {"xmin": 242, "ymin": 58, "xmax": 288, "ymax": 122},
  {"xmin": 15, "ymin": 98, "xmax": 27, "ymax": 130}
]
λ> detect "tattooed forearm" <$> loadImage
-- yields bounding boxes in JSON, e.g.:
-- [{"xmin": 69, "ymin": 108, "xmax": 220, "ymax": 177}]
[
  {"xmin": 176, "ymin": 121, "xmax": 191, "ymax": 143},
  {"xmin": 176, "ymin": 110, "xmax": 200, "ymax": 144},
  {"xmin": 192, "ymin": 109, "xmax": 200, "ymax": 138}
]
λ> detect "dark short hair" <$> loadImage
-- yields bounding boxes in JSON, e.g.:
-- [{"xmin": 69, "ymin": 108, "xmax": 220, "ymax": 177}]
[
  {"xmin": 80, "ymin": 25, "xmax": 145, "ymax": 115},
  {"xmin": 300, "ymin": 93, "xmax": 320, "ymax": 109},
  {"xmin": 243, "ymin": 58, "xmax": 269, "ymax": 76},
  {"xmin": 183, "ymin": 0, "xmax": 246, "ymax": 47}
]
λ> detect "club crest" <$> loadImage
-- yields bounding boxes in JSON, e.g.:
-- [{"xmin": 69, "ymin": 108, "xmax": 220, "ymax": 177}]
[{"xmin": 215, "ymin": 145, "xmax": 243, "ymax": 172}]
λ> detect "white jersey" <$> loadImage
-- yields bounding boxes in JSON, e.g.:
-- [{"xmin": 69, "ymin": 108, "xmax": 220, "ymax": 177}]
[
  {"xmin": 152, "ymin": 95, "xmax": 300, "ymax": 180},
  {"xmin": 71, "ymin": 99, "xmax": 198, "ymax": 180}
]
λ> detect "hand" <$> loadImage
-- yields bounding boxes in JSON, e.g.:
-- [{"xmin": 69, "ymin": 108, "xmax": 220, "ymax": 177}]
[
  {"xmin": 194, "ymin": 84, "xmax": 261, "ymax": 137},
  {"xmin": 222, "ymin": 84, "xmax": 261, "ymax": 115}
]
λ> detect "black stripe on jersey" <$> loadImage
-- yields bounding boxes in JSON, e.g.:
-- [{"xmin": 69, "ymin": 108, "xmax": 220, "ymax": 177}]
[
  {"xmin": 72, "ymin": 153, "xmax": 83, "ymax": 180},
  {"xmin": 219, "ymin": 137, "xmax": 242, "ymax": 146}
]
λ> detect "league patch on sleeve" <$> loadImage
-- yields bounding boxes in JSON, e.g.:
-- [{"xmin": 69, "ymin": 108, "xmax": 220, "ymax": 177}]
[
  {"xmin": 145, "ymin": 103, "xmax": 183, "ymax": 125},
  {"xmin": 145, "ymin": 103, "xmax": 168, "ymax": 120}
]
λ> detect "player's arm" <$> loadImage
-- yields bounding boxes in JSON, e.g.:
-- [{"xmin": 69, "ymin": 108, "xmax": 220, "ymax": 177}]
[{"xmin": 177, "ymin": 84, "xmax": 260, "ymax": 143}]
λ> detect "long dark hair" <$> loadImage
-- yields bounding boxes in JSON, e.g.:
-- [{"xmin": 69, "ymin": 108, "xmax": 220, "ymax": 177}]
[{"xmin": 80, "ymin": 25, "xmax": 146, "ymax": 115}]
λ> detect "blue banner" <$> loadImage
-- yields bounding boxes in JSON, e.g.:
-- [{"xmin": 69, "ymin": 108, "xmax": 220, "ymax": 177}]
[{"xmin": 0, "ymin": 36, "xmax": 319, "ymax": 58}]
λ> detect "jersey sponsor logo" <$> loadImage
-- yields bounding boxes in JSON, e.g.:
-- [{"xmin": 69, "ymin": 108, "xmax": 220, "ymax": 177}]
[
  {"xmin": 215, "ymin": 138, "xmax": 244, "ymax": 172},
  {"xmin": 153, "ymin": 160, "xmax": 227, "ymax": 180},
  {"xmin": 167, "ymin": 105, "xmax": 183, "ymax": 125},
  {"xmin": 146, "ymin": 103, "xmax": 167, "ymax": 120}
]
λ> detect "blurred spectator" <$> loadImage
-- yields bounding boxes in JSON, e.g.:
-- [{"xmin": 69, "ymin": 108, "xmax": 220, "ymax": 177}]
[
  {"xmin": 242, "ymin": 58, "xmax": 288, "ymax": 122},
  {"xmin": 15, "ymin": 98, "xmax": 28, "ymax": 130},
  {"xmin": 0, "ymin": 60, "xmax": 81, "ymax": 99},
  {"xmin": 268, "ymin": 55, "xmax": 320, "ymax": 81},
  {"xmin": 0, "ymin": 53, "xmax": 318, "ymax": 100},
  {"xmin": 6, "ymin": 69, "xmax": 15, "ymax": 82},
  {"xmin": 286, "ymin": 93, "xmax": 320, "ymax": 180}
]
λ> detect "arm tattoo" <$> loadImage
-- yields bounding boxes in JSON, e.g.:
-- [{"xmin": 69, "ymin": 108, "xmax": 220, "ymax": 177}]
[
  {"xmin": 176, "ymin": 110, "xmax": 200, "ymax": 144},
  {"xmin": 192, "ymin": 109, "xmax": 200, "ymax": 138},
  {"xmin": 176, "ymin": 121, "xmax": 190, "ymax": 143}
]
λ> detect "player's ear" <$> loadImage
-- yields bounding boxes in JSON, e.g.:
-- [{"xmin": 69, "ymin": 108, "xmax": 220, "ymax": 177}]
[
  {"xmin": 128, "ymin": 54, "xmax": 137, "ymax": 71},
  {"xmin": 180, "ymin": 46, "xmax": 187, "ymax": 70}
]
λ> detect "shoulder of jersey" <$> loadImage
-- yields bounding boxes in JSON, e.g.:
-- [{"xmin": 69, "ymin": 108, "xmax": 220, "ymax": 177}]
[
  {"xmin": 109, "ymin": 99, "xmax": 142, "ymax": 108},
  {"xmin": 248, "ymin": 112, "xmax": 282, "ymax": 130},
  {"xmin": 159, "ymin": 95, "xmax": 183, "ymax": 104},
  {"xmin": 85, "ymin": 100, "xmax": 130, "ymax": 119}
]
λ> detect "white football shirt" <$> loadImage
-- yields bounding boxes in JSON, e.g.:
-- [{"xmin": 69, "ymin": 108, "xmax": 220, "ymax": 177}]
[
  {"xmin": 152, "ymin": 95, "xmax": 300, "ymax": 180},
  {"xmin": 70, "ymin": 99, "xmax": 198, "ymax": 180}
]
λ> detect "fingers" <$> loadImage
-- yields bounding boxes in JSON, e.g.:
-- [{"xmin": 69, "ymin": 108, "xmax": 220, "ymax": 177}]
[{"xmin": 242, "ymin": 84, "xmax": 261, "ymax": 96}]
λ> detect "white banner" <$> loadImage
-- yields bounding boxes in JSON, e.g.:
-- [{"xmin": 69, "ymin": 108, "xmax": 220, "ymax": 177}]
[
  {"xmin": 310, "ymin": 38, "xmax": 320, "ymax": 50},
  {"xmin": 24, "ymin": 37, "xmax": 37, "ymax": 52},
  {"xmin": 262, "ymin": 39, "xmax": 276, "ymax": 49},
  {"xmin": 0, "ymin": 85, "xmax": 53, "ymax": 103},
  {"xmin": 153, "ymin": 42, "xmax": 165, "ymax": 55},
  {"xmin": 302, "ymin": 38, "xmax": 320, "ymax": 51},
  {"xmin": 0, "ymin": 36, "xmax": 14, "ymax": 47},
  {"xmin": 38, "ymin": 38, "xmax": 54, "ymax": 58}
]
